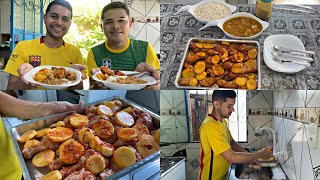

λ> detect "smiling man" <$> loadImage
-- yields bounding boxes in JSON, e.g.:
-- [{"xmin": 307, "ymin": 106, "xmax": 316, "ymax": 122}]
[
  {"xmin": 199, "ymin": 90, "xmax": 273, "ymax": 180},
  {"xmin": 5, "ymin": 0, "xmax": 85, "ymax": 90},
  {"xmin": 87, "ymin": 2, "xmax": 160, "ymax": 89}
]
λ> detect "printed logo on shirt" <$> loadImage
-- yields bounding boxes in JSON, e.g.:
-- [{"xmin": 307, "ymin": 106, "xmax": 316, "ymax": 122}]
[
  {"xmin": 9, "ymin": 54, "xmax": 18, "ymax": 61},
  {"xmin": 102, "ymin": 57, "xmax": 111, "ymax": 68},
  {"xmin": 29, "ymin": 55, "xmax": 41, "ymax": 67}
]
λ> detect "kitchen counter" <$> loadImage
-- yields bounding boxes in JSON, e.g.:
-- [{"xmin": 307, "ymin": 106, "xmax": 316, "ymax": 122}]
[{"xmin": 160, "ymin": 4, "xmax": 320, "ymax": 90}]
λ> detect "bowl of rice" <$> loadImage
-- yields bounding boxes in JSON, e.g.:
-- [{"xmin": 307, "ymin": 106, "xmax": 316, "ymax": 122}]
[{"xmin": 189, "ymin": 0, "xmax": 236, "ymax": 23}]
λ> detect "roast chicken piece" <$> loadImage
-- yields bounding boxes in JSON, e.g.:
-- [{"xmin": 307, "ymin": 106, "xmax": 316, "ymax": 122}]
[
  {"xmin": 136, "ymin": 113, "xmax": 154, "ymax": 131},
  {"xmin": 22, "ymin": 135, "xmax": 60, "ymax": 159},
  {"xmin": 64, "ymin": 168, "xmax": 96, "ymax": 180}
]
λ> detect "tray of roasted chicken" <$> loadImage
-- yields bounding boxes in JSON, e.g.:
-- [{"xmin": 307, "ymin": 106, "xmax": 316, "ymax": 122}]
[
  {"xmin": 175, "ymin": 38, "xmax": 261, "ymax": 90},
  {"xmin": 10, "ymin": 97, "xmax": 160, "ymax": 180}
]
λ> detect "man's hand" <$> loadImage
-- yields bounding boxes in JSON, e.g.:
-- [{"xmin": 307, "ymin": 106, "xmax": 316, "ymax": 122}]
[
  {"xmin": 18, "ymin": 63, "xmax": 39, "ymax": 88},
  {"xmin": 258, "ymin": 148, "xmax": 273, "ymax": 160},
  {"xmin": 45, "ymin": 101, "xmax": 84, "ymax": 116},
  {"xmin": 135, "ymin": 63, "xmax": 160, "ymax": 90},
  {"xmin": 249, "ymin": 159, "xmax": 261, "ymax": 170},
  {"xmin": 71, "ymin": 64, "xmax": 86, "ymax": 80},
  {"xmin": 90, "ymin": 68, "xmax": 104, "ymax": 88}
]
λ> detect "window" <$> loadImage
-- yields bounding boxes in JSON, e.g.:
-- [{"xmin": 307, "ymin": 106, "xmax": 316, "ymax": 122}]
[{"xmin": 188, "ymin": 90, "xmax": 247, "ymax": 142}]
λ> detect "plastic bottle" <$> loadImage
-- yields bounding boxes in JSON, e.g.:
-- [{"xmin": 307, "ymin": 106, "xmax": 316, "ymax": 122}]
[{"xmin": 256, "ymin": 0, "xmax": 274, "ymax": 21}]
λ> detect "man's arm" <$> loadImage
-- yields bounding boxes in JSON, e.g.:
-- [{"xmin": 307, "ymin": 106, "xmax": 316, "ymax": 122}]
[
  {"xmin": 0, "ymin": 91, "xmax": 82, "ymax": 119},
  {"xmin": 220, "ymin": 147, "xmax": 272, "ymax": 164},
  {"xmin": 230, "ymin": 139, "xmax": 248, "ymax": 153},
  {"xmin": 7, "ymin": 74, "xmax": 31, "ymax": 90}
]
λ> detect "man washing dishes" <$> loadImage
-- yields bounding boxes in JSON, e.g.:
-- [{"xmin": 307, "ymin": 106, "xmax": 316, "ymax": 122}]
[{"xmin": 199, "ymin": 90, "xmax": 273, "ymax": 180}]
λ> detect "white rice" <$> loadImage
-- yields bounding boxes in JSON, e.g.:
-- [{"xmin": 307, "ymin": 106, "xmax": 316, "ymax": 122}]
[{"xmin": 194, "ymin": 3, "xmax": 230, "ymax": 21}]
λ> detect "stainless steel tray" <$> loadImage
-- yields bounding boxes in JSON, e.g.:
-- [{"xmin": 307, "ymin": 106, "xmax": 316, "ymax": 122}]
[
  {"xmin": 10, "ymin": 96, "xmax": 160, "ymax": 180},
  {"xmin": 174, "ymin": 38, "xmax": 261, "ymax": 90}
]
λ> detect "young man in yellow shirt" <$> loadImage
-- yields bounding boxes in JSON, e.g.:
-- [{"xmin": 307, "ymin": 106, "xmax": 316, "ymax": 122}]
[
  {"xmin": 87, "ymin": 2, "xmax": 160, "ymax": 89},
  {"xmin": 199, "ymin": 90, "xmax": 273, "ymax": 180},
  {"xmin": 5, "ymin": 0, "xmax": 85, "ymax": 90},
  {"xmin": 0, "ymin": 91, "xmax": 82, "ymax": 179}
]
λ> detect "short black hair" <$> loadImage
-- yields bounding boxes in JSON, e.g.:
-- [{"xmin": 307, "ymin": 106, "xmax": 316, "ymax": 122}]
[
  {"xmin": 212, "ymin": 90, "xmax": 237, "ymax": 103},
  {"xmin": 46, "ymin": 0, "xmax": 73, "ymax": 18},
  {"xmin": 101, "ymin": 2, "xmax": 130, "ymax": 21}
]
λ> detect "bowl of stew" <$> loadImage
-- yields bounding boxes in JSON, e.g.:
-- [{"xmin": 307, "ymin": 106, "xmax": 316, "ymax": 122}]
[{"xmin": 214, "ymin": 12, "xmax": 269, "ymax": 39}]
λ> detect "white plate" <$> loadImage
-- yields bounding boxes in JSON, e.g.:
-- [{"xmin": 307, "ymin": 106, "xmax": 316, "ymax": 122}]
[
  {"xmin": 264, "ymin": 34, "xmax": 307, "ymax": 73},
  {"xmin": 92, "ymin": 71, "xmax": 157, "ymax": 90},
  {"xmin": 24, "ymin": 66, "xmax": 82, "ymax": 90},
  {"xmin": 212, "ymin": 12, "xmax": 269, "ymax": 39},
  {"xmin": 189, "ymin": 0, "xmax": 236, "ymax": 24}
]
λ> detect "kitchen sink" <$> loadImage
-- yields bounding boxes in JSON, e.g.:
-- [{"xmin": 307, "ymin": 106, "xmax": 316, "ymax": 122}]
[
  {"xmin": 160, "ymin": 156, "xmax": 186, "ymax": 180},
  {"xmin": 228, "ymin": 163, "xmax": 273, "ymax": 180}
]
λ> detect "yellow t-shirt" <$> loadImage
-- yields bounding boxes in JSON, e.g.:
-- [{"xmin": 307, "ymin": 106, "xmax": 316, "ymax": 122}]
[
  {"xmin": 0, "ymin": 117, "xmax": 22, "ymax": 179},
  {"xmin": 4, "ymin": 37, "xmax": 84, "ymax": 77},
  {"xmin": 86, "ymin": 38, "xmax": 160, "ymax": 77},
  {"xmin": 198, "ymin": 115, "xmax": 232, "ymax": 180}
]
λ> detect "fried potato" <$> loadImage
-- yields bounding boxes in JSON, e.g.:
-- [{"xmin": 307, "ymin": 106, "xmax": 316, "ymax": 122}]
[
  {"xmin": 182, "ymin": 68, "xmax": 195, "ymax": 78},
  {"xmin": 97, "ymin": 105, "xmax": 113, "ymax": 118},
  {"xmin": 219, "ymin": 49, "xmax": 228, "ymax": 59},
  {"xmin": 203, "ymin": 44, "xmax": 214, "ymax": 49},
  {"xmin": 70, "ymin": 114, "xmax": 89, "ymax": 128},
  {"xmin": 195, "ymin": 43, "xmax": 204, "ymax": 48},
  {"xmin": 179, "ymin": 77, "xmax": 192, "ymax": 86},
  {"xmin": 247, "ymin": 73, "xmax": 257, "ymax": 79},
  {"xmin": 248, "ymin": 48, "xmax": 257, "ymax": 59},
  {"xmin": 121, "ymin": 107, "xmax": 132, "ymax": 113},
  {"xmin": 85, "ymin": 154, "xmax": 106, "ymax": 175},
  {"xmin": 189, "ymin": 78, "xmax": 198, "ymax": 87},
  {"xmin": 234, "ymin": 77, "xmax": 247, "ymax": 87},
  {"xmin": 89, "ymin": 136, "xmax": 114, "ymax": 157},
  {"xmin": 245, "ymin": 59, "xmax": 256, "ymax": 69},
  {"xmin": 47, "ymin": 127, "xmax": 73, "ymax": 142},
  {"xmin": 56, "ymin": 121, "xmax": 65, "ymax": 127},
  {"xmin": 35, "ymin": 128, "xmax": 49, "ymax": 138},
  {"xmin": 231, "ymin": 63, "xmax": 244, "ymax": 74},
  {"xmin": 117, "ymin": 128, "xmax": 138, "ymax": 141},
  {"xmin": 196, "ymin": 72, "xmax": 207, "ymax": 81},
  {"xmin": 32, "ymin": 149, "xmax": 55, "ymax": 167},
  {"xmin": 18, "ymin": 130, "xmax": 37, "ymax": 143},
  {"xmin": 34, "ymin": 68, "xmax": 51, "ymax": 81},
  {"xmin": 234, "ymin": 52, "xmax": 244, "ymax": 62},
  {"xmin": 211, "ymin": 55, "xmax": 220, "ymax": 64},
  {"xmin": 212, "ymin": 64, "xmax": 225, "ymax": 76},
  {"xmin": 39, "ymin": 170, "xmax": 62, "ymax": 180},
  {"xmin": 97, "ymin": 73, "xmax": 107, "ymax": 80},
  {"xmin": 78, "ymin": 127, "xmax": 94, "ymax": 144},
  {"xmin": 132, "ymin": 123, "xmax": 150, "ymax": 140},
  {"xmin": 115, "ymin": 112, "xmax": 134, "ymax": 127},
  {"xmin": 194, "ymin": 61, "xmax": 206, "ymax": 74},
  {"xmin": 24, "ymin": 139, "xmax": 40, "ymax": 149},
  {"xmin": 154, "ymin": 129, "xmax": 160, "ymax": 144},
  {"xmin": 92, "ymin": 120, "xmax": 114, "ymax": 139},
  {"xmin": 136, "ymin": 134, "xmax": 160, "ymax": 159},
  {"xmin": 112, "ymin": 146, "xmax": 136, "ymax": 170},
  {"xmin": 196, "ymin": 51, "xmax": 206, "ymax": 58},
  {"xmin": 59, "ymin": 139, "xmax": 84, "ymax": 164},
  {"xmin": 247, "ymin": 79, "xmax": 257, "ymax": 90}
]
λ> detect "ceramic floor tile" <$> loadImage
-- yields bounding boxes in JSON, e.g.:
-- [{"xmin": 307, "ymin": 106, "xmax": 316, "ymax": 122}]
[
  {"xmin": 291, "ymin": 125, "xmax": 304, "ymax": 180},
  {"xmin": 186, "ymin": 143, "xmax": 200, "ymax": 149},
  {"xmin": 283, "ymin": 119, "xmax": 303, "ymax": 144},
  {"xmin": 306, "ymin": 90, "xmax": 320, "ymax": 107},
  {"xmin": 281, "ymin": 157, "xmax": 297, "ymax": 180},
  {"xmin": 285, "ymin": 90, "xmax": 307, "ymax": 108},
  {"xmin": 274, "ymin": 91, "xmax": 285, "ymax": 108},
  {"xmin": 249, "ymin": 92, "xmax": 272, "ymax": 108},
  {"xmin": 186, "ymin": 149, "xmax": 200, "ymax": 162},
  {"xmin": 299, "ymin": 127, "xmax": 315, "ymax": 180},
  {"xmin": 185, "ymin": 160, "xmax": 194, "ymax": 174},
  {"xmin": 305, "ymin": 124, "xmax": 320, "ymax": 168},
  {"xmin": 186, "ymin": 167, "xmax": 199, "ymax": 180}
]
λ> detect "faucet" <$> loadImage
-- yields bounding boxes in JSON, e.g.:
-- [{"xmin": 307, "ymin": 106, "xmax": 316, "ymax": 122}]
[{"xmin": 254, "ymin": 127, "xmax": 276, "ymax": 153}]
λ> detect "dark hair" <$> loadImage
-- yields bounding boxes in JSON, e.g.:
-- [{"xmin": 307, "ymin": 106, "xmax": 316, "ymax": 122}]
[
  {"xmin": 46, "ymin": 0, "xmax": 73, "ymax": 18},
  {"xmin": 212, "ymin": 90, "xmax": 236, "ymax": 103},
  {"xmin": 101, "ymin": 2, "xmax": 130, "ymax": 21}
]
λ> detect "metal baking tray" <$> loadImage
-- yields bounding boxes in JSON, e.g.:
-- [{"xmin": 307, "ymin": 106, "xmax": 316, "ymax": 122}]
[
  {"xmin": 10, "ymin": 96, "xmax": 160, "ymax": 180},
  {"xmin": 174, "ymin": 38, "xmax": 261, "ymax": 90}
]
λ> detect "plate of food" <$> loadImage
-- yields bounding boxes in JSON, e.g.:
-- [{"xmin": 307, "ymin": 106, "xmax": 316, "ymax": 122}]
[
  {"xmin": 24, "ymin": 65, "xmax": 82, "ymax": 90},
  {"xmin": 187, "ymin": 0, "xmax": 236, "ymax": 24},
  {"xmin": 92, "ymin": 66, "xmax": 157, "ymax": 90},
  {"xmin": 175, "ymin": 38, "xmax": 261, "ymax": 90}
]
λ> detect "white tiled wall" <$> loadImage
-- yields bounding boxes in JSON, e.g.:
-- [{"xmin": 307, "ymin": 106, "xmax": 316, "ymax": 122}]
[
  {"xmin": 113, "ymin": 0, "xmax": 160, "ymax": 54},
  {"xmin": 272, "ymin": 90, "xmax": 320, "ymax": 180}
]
